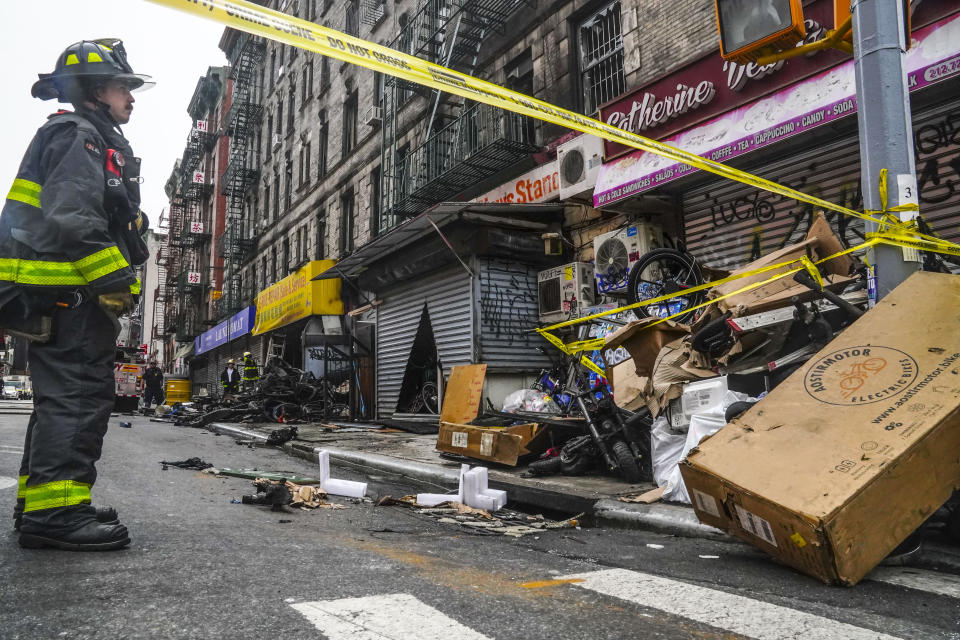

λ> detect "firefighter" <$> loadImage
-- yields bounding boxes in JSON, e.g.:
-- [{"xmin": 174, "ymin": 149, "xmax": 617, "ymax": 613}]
[
  {"xmin": 3, "ymin": 40, "xmax": 153, "ymax": 550},
  {"xmin": 142, "ymin": 360, "xmax": 164, "ymax": 412},
  {"xmin": 221, "ymin": 359, "xmax": 240, "ymax": 396},
  {"xmin": 241, "ymin": 351, "xmax": 259, "ymax": 391}
]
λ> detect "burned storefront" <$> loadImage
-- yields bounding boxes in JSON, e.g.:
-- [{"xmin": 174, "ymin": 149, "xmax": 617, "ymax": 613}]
[{"xmin": 314, "ymin": 203, "xmax": 572, "ymax": 419}]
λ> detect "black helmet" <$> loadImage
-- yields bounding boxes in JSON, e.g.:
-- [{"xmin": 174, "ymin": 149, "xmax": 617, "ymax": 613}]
[{"xmin": 32, "ymin": 39, "xmax": 154, "ymax": 102}]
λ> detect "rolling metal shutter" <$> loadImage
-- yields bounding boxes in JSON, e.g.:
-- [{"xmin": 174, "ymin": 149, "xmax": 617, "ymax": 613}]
[
  {"xmin": 376, "ymin": 265, "xmax": 474, "ymax": 418},
  {"xmin": 683, "ymin": 98, "xmax": 960, "ymax": 271},
  {"xmin": 477, "ymin": 257, "xmax": 554, "ymax": 371}
]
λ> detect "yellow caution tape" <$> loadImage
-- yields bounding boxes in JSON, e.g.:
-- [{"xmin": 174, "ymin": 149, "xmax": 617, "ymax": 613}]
[
  {"xmin": 147, "ymin": 0, "xmax": 903, "ymax": 233},
  {"xmin": 143, "ymin": 1, "xmax": 960, "ymax": 367}
]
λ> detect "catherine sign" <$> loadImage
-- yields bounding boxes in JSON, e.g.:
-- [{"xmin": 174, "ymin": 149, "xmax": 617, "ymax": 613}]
[{"xmin": 594, "ymin": 12, "xmax": 960, "ymax": 207}]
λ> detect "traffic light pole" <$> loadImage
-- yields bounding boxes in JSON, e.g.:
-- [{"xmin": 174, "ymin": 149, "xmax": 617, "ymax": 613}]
[{"xmin": 851, "ymin": 0, "xmax": 919, "ymax": 303}]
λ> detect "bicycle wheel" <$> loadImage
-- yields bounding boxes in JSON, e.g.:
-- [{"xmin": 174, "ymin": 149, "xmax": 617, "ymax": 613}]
[
  {"xmin": 627, "ymin": 248, "xmax": 705, "ymax": 323},
  {"xmin": 420, "ymin": 381, "xmax": 440, "ymax": 414}
]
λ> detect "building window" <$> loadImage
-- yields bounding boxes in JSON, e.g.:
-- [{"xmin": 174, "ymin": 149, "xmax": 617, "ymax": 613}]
[
  {"xmin": 369, "ymin": 165, "xmax": 380, "ymax": 237},
  {"xmin": 345, "ymin": 0, "xmax": 359, "ymax": 36},
  {"xmin": 263, "ymin": 184, "xmax": 271, "ymax": 223},
  {"xmin": 308, "ymin": 0, "xmax": 316, "ymax": 21},
  {"xmin": 298, "ymin": 146, "xmax": 306, "ymax": 185},
  {"xmin": 342, "ymin": 90, "xmax": 358, "ymax": 157},
  {"xmin": 318, "ymin": 110, "xmax": 328, "ymax": 177},
  {"xmin": 315, "ymin": 209, "xmax": 326, "ymax": 259},
  {"xmin": 266, "ymin": 115, "xmax": 274, "ymax": 159},
  {"xmin": 304, "ymin": 141, "xmax": 312, "ymax": 184},
  {"xmin": 284, "ymin": 151, "xmax": 293, "ymax": 212},
  {"xmin": 273, "ymin": 172, "xmax": 280, "ymax": 221},
  {"xmin": 339, "ymin": 189, "xmax": 354, "ymax": 254},
  {"xmin": 269, "ymin": 50, "xmax": 277, "ymax": 89},
  {"xmin": 271, "ymin": 247, "xmax": 278, "ymax": 283},
  {"xmin": 505, "ymin": 49, "xmax": 535, "ymax": 144},
  {"xmin": 261, "ymin": 256, "xmax": 268, "ymax": 288},
  {"xmin": 282, "ymin": 237, "xmax": 290, "ymax": 273},
  {"xmin": 302, "ymin": 61, "xmax": 314, "ymax": 103},
  {"xmin": 287, "ymin": 82, "xmax": 296, "ymax": 132},
  {"xmin": 577, "ymin": 0, "xmax": 625, "ymax": 115},
  {"xmin": 277, "ymin": 101, "xmax": 284, "ymax": 137},
  {"xmin": 319, "ymin": 56, "xmax": 330, "ymax": 92}
]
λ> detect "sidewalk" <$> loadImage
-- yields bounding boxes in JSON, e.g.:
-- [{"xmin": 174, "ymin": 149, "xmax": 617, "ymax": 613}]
[
  {"xmin": 207, "ymin": 420, "xmax": 732, "ymax": 540},
  {"xmin": 204, "ymin": 419, "xmax": 960, "ymax": 575}
]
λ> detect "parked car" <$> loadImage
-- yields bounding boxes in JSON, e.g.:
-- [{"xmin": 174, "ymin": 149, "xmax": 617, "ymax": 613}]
[{"xmin": 2, "ymin": 385, "xmax": 19, "ymax": 400}]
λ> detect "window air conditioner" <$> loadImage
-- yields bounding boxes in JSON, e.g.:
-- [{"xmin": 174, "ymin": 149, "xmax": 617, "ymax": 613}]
[
  {"xmin": 592, "ymin": 223, "xmax": 664, "ymax": 295},
  {"xmin": 537, "ymin": 262, "xmax": 597, "ymax": 324},
  {"xmin": 557, "ymin": 134, "xmax": 605, "ymax": 201},
  {"xmin": 363, "ymin": 105, "xmax": 382, "ymax": 127}
]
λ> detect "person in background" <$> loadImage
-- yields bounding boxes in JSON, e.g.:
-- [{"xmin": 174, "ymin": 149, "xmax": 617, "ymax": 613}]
[
  {"xmin": 142, "ymin": 360, "xmax": 164, "ymax": 413},
  {"xmin": 221, "ymin": 359, "xmax": 240, "ymax": 396},
  {"xmin": 241, "ymin": 351, "xmax": 259, "ymax": 392}
]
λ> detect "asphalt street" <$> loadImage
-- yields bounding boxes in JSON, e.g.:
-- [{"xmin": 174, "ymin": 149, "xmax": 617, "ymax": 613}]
[{"xmin": 1, "ymin": 403, "xmax": 959, "ymax": 639}]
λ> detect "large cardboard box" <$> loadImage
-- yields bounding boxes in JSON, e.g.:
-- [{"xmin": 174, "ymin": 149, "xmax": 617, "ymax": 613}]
[
  {"xmin": 436, "ymin": 422, "xmax": 542, "ymax": 466},
  {"xmin": 680, "ymin": 272, "xmax": 960, "ymax": 585}
]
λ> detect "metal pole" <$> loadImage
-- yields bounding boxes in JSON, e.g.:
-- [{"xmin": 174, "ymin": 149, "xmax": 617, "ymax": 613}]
[{"xmin": 851, "ymin": 0, "xmax": 919, "ymax": 303}]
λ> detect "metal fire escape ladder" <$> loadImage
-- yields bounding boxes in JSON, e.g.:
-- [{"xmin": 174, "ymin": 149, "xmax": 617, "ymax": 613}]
[
  {"xmin": 379, "ymin": 0, "xmax": 535, "ymax": 233},
  {"xmin": 218, "ymin": 31, "xmax": 265, "ymax": 320}
]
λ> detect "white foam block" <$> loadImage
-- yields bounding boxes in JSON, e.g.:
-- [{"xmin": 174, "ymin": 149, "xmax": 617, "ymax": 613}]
[{"xmin": 317, "ymin": 450, "xmax": 367, "ymax": 498}]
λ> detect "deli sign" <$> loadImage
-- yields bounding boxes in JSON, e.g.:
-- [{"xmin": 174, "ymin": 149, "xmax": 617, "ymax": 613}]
[{"xmin": 599, "ymin": 0, "xmax": 951, "ymax": 161}]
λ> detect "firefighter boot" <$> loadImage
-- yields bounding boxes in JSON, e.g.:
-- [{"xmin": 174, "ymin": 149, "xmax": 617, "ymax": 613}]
[
  {"xmin": 19, "ymin": 519, "xmax": 130, "ymax": 551},
  {"xmin": 13, "ymin": 500, "xmax": 119, "ymax": 531}
]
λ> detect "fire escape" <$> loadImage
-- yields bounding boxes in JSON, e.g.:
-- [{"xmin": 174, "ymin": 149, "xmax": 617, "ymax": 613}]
[
  {"xmin": 218, "ymin": 30, "xmax": 265, "ymax": 319},
  {"xmin": 379, "ymin": 0, "xmax": 538, "ymax": 232}
]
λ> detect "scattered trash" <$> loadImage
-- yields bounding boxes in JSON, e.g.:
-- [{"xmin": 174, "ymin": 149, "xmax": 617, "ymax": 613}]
[
  {"xmin": 160, "ymin": 457, "xmax": 214, "ymax": 470},
  {"xmin": 230, "ymin": 498, "xmax": 241, "ymax": 504},
  {"xmin": 216, "ymin": 468, "xmax": 322, "ymax": 484},
  {"xmin": 278, "ymin": 519, "xmax": 293, "ymax": 524},
  {"xmin": 118, "ymin": 421, "xmax": 132, "ymax": 429},
  {"xmin": 378, "ymin": 495, "xmax": 580, "ymax": 537},
  {"xmin": 699, "ymin": 555, "xmax": 720, "ymax": 559},
  {"xmin": 241, "ymin": 477, "xmax": 346, "ymax": 511},
  {"xmin": 266, "ymin": 426, "xmax": 298, "ymax": 446},
  {"xmin": 646, "ymin": 543, "xmax": 664, "ymax": 549}
]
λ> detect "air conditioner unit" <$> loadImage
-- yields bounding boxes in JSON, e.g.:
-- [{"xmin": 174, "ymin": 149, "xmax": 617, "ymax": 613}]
[
  {"xmin": 537, "ymin": 262, "xmax": 597, "ymax": 324},
  {"xmin": 592, "ymin": 223, "xmax": 664, "ymax": 295},
  {"xmin": 272, "ymin": 134, "xmax": 282, "ymax": 150},
  {"xmin": 557, "ymin": 134, "xmax": 604, "ymax": 201},
  {"xmin": 363, "ymin": 105, "xmax": 382, "ymax": 127}
]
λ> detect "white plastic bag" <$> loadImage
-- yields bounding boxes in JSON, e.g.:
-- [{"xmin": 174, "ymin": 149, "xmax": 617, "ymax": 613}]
[
  {"xmin": 660, "ymin": 389, "xmax": 751, "ymax": 504},
  {"xmin": 650, "ymin": 416, "xmax": 686, "ymax": 488},
  {"xmin": 502, "ymin": 389, "xmax": 558, "ymax": 413}
]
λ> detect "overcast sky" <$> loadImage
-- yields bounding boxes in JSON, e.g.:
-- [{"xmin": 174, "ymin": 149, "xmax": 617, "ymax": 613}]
[{"xmin": 0, "ymin": 1, "xmax": 229, "ymax": 230}]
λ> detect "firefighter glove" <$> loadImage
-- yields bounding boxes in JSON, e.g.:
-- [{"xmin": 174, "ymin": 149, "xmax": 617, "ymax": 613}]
[{"xmin": 98, "ymin": 291, "xmax": 134, "ymax": 316}]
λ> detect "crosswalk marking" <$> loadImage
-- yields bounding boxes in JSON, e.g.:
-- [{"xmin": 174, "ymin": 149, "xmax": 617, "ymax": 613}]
[
  {"xmin": 560, "ymin": 568, "xmax": 902, "ymax": 640},
  {"xmin": 866, "ymin": 566, "xmax": 960, "ymax": 599},
  {"xmin": 0, "ymin": 444, "xmax": 24, "ymax": 455},
  {"xmin": 291, "ymin": 593, "xmax": 492, "ymax": 640},
  {"xmin": 0, "ymin": 476, "xmax": 16, "ymax": 491}
]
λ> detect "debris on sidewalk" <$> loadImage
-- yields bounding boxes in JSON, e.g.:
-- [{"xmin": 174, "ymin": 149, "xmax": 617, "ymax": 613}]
[
  {"xmin": 681, "ymin": 272, "xmax": 960, "ymax": 586},
  {"xmin": 216, "ymin": 468, "xmax": 322, "ymax": 484},
  {"xmin": 416, "ymin": 463, "xmax": 506, "ymax": 511},
  {"xmin": 377, "ymin": 494, "xmax": 581, "ymax": 537},
  {"xmin": 160, "ymin": 457, "xmax": 214, "ymax": 471}
]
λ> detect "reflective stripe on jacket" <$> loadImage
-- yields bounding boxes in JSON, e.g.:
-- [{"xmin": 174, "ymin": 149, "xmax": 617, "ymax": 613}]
[
  {"xmin": 242, "ymin": 357, "xmax": 259, "ymax": 382},
  {"xmin": 0, "ymin": 108, "xmax": 140, "ymax": 302}
]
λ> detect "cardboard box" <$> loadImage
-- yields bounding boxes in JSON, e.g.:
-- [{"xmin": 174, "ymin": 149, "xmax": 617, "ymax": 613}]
[
  {"xmin": 436, "ymin": 422, "xmax": 541, "ymax": 466},
  {"xmin": 680, "ymin": 272, "xmax": 960, "ymax": 585}
]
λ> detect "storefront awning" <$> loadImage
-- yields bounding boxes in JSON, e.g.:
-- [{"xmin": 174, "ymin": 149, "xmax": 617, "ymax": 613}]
[{"xmin": 312, "ymin": 202, "xmax": 568, "ymax": 281}]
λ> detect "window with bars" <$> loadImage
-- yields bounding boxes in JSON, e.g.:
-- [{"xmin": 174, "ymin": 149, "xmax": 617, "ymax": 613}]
[{"xmin": 577, "ymin": 0, "xmax": 625, "ymax": 115}]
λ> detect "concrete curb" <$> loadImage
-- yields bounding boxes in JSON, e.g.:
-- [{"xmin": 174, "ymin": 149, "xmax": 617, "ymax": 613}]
[{"xmin": 592, "ymin": 500, "xmax": 732, "ymax": 540}]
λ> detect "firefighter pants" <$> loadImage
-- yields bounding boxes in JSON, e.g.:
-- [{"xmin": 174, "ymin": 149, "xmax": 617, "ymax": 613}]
[
  {"xmin": 17, "ymin": 300, "xmax": 118, "ymax": 533},
  {"xmin": 143, "ymin": 387, "xmax": 164, "ymax": 408}
]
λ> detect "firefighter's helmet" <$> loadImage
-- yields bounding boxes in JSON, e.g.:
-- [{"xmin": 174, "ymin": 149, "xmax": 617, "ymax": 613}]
[{"xmin": 32, "ymin": 39, "xmax": 154, "ymax": 102}]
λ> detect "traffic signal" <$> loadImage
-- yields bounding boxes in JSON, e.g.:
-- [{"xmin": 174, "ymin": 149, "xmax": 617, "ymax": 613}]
[{"xmin": 714, "ymin": 0, "xmax": 806, "ymax": 63}]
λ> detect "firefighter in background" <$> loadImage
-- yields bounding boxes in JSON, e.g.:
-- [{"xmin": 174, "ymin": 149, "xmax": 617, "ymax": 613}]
[
  {"xmin": 2, "ymin": 40, "xmax": 153, "ymax": 551},
  {"xmin": 221, "ymin": 359, "xmax": 240, "ymax": 396},
  {"xmin": 241, "ymin": 351, "xmax": 259, "ymax": 391},
  {"xmin": 142, "ymin": 360, "xmax": 164, "ymax": 412}
]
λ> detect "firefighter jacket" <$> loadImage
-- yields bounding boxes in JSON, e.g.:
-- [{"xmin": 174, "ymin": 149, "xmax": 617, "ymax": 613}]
[
  {"xmin": 0, "ymin": 106, "xmax": 148, "ymax": 320},
  {"xmin": 242, "ymin": 356, "xmax": 259, "ymax": 382},
  {"xmin": 142, "ymin": 366, "xmax": 164, "ymax": 391}
]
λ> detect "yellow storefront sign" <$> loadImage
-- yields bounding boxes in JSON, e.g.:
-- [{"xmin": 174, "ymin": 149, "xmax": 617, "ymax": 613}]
[{"xmin": 253, "ymin": 260, "xmax": 343, "ymax": 335}]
